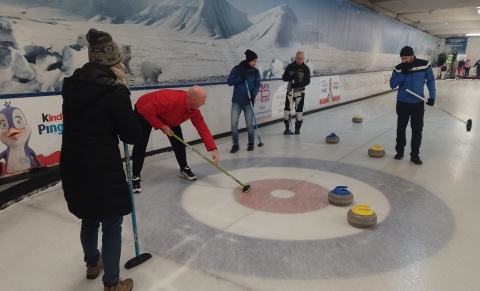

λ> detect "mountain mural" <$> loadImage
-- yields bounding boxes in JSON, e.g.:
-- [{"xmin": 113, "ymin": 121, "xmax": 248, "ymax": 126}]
[{"xmin": 131, "ymin": 0, "xmax": 251, "ymax": 38}]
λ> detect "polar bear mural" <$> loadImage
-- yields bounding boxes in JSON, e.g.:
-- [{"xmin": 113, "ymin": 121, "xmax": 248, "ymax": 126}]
[{"xmin": 140, "ymin": 61, "xmax": 162, "ymax": 85}]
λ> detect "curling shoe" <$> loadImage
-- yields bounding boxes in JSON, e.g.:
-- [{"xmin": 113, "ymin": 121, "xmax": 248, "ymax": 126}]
[
  {"xmin": 86, "ymin": 255, "xmax": 103, "ymax": 279},
  {"xmin": 410, "ymin": 155, "xmax": 423, "ymax": 165},
  {"xmin": 247, "ymin": 143, "xmax": 254, "ymax": 151},
  {"xmin": 104, "ymin": 278, "xmax": 133, "ymax": 291}
]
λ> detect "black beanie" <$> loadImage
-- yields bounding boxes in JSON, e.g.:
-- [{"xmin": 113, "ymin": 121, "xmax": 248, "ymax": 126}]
[
  {"xmin": 86, "ymin": 28, "xmax": 122, "ymax": 66},
  {"xmin": 245, "ymin": 49, "xmax": 258, "ymax": 62},
  {"xmin": 400, "ymin": 46, "xmax": 414, "ymax": 57}
]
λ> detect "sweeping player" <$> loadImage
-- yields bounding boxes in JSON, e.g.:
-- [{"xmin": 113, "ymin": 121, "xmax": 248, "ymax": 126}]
[{"xmin": 390, "ymin": 46, "xmax": 436, "ymax": 165}]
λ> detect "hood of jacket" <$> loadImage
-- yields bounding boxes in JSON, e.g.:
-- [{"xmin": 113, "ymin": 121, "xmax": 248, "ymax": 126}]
[{"xmin": 62, "ymin": 62, "xmax": 126, "ymax": 110}]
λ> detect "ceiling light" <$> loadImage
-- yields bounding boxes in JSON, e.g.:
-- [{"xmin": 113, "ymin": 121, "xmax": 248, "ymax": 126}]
[{"xmin": 466, "ymin": 33, "xmax": 480, "ymax": 36}]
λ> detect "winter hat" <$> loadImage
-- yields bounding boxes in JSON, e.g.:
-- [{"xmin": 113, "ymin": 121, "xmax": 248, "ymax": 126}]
[
  {"xmin": 400, "ymin": 46, "xmax": 414, "ymax": 57},
  {"xmin": 245, "ymin": 49, "xmax": 258, "ymax": 62},
  {"xmin": 86, "ymin": 28, "xmax": 122, "ymax": 66}
]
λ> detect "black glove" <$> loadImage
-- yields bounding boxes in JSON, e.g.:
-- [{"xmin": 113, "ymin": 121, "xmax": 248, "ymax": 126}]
[
  {"xmin": 288, "ymin": 71, "xmax": 295, "ymax": 81},
  {"xmin": 400, "ymin": 63, "xmax": 412, "ymax": 75},
  {"xmin": 238, "ymin": 67, "xmax": 247, "ymax": 81},
  {"xmin": 290, "ymin": 83, "xmax": 298, "ymax": 89},
  {"xmin": 250, "ymin": 96, "xmax": 255, "ymax": 107},
  {"xmin": 426, "ymin": 99, "xmax": 435, "ymax": 106}
]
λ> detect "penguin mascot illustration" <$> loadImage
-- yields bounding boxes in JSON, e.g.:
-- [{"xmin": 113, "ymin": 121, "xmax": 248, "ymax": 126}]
[{"xmin": 0, "ymin": 102, "xmax": 43, "ymax": 173}]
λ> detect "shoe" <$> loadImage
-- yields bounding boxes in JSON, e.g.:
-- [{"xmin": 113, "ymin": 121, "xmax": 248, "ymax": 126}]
[
  {"xmin": 394, "ymin": 153, "xmax": 404, "ymax": 160},
  {"xmin": 247, "ymin": 143, "xmax": 254, "ymax": 151},
  {"xmin": 230, "ymin": 145, "xmax": 239, "ymax": 153},
  {"xmin": 180, "ymin": 167, "xmax": 196, "ymax": 181},
  {"xmin": 86, "ymin": 255, "xmax": 103, "ymax": 279},
  {"xmin": 283, "ymin": 122, "xmax": 293, "ymax": 135},
  {"xmin": 132, "ymin": 176, "xmax": 141, "ymax": 193},
  {"xmin": 295, "ymin": 120, "xmax": 303, "ymax": 135},
  {"xmin": 104, "ymin": 278, "xmax": 133, "ymax": 291},
  {"xmin": 410, "ymin": 155, "xmax": 423, "ymax": 165}
]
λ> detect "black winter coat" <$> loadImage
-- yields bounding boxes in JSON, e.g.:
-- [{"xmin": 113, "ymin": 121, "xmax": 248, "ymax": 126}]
[{"xmin": 60, "ymin": 62, "xmax": 141, "ymax": 220}]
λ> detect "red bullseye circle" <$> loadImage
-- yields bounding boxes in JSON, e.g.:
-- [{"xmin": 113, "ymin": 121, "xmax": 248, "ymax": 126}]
[{"xmin": 234, "ymin": 179, "xmax": 330, "ymax": 214}]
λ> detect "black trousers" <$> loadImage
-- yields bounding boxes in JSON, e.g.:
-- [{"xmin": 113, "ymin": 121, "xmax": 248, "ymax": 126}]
[
  {"xmin": 395, "ymin": 101, "xmax": 424, "ymax": 157},
  {"xmin": 131, "ymin": 109, "xmax": 187, "ymax": 178}
]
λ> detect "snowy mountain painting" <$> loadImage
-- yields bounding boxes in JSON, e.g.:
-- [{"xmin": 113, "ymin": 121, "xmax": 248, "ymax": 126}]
[{"xmin": 0, "ymin": 0, "xmax": 438, "ymax": 95}]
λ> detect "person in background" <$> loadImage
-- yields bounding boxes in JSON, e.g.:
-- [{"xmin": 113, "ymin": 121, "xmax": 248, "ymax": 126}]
[
  {"xmin": 61, "ymin": 28, "xmax": 140, "ymax": 291},
  {"xmin": 227, "ymin": 49, "xmax": 261, "ymax": 153},
  {"xmin": 440, "ymin": 63, "xmax": 447, "ymax": 79},
  {"xmin": 451, "ymin": 57, "xmax": 458, "ymax": 79},
  {"xmin": 281, "ymin": 51, "xmax": 311, "ymax": 135},
  {"xmin": 464, "ymin": 59, "xmax": 471, "ymax": 77},
  {"xmin": 473, "ymin": 59, "xmax": 480, "ymax": 78},
  {"xmin": 131, "ymin": 85, "xmax": 219, "ymax": 192},
  {"xmin": 390, "ymin": 46, "xmax": 436, "ymax": 165}
]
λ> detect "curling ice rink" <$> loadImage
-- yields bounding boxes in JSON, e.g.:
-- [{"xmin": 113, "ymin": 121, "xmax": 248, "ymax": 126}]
[{"xmin": 1, "ymin": 79, "xmax": 479, "ymax": 291}]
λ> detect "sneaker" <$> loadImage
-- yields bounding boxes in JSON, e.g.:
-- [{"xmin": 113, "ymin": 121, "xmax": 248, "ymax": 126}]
[
  {"xmin": 247, "ymin": 143, "xmax": 254, "ymax": 151},
  {"xmin": 180, "ymin": 167, "xmax": 196, "ymax": 181},
  {"xmin": 132, "ymin": 176, "xmax": 141, "ymax": 193},
  {"xmin": 104, "ymin": 278, "xmax": 133, "ymax": 291},
  {"xmin": 410, "ymin": 155, "xmax": 423, "ymax": 165},
  {"xmin": 394, "ymin": 153, "xmax": 404, "ymax": 160},
  {"xmin": 230, "ymin": 145, "xmax": 239, "ymax": 153},
  {"xmin": 86, "ymin": 255, "xmax": 103, "ymax": 279}
]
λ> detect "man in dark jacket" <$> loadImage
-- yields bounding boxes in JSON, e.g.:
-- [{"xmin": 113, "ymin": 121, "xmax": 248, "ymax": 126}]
[
  {"xmin": 390, "ymin": 46, "xmax": 436, "ymax": 165},
  {"xmin": 282, "ymin": 51, "xmax": 311, "ymax": 135},
  {"xmin": 61, "ymin": 28, "xmax": 140, "ymax": 291},
  {"xmin": 227, "ymin": 49, "xmax": 261, "ymax": 153}
]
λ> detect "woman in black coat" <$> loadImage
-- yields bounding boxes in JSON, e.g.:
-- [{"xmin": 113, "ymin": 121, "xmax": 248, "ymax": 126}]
[{"xmin": 60, "ymin": 28, "xmax": 140, "ymax": 291}]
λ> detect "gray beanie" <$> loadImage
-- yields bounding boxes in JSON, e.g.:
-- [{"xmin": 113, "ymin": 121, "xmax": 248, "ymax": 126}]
[{"xmin": 86, "ymin": 28, "xmax": 122, "ymax": 66}]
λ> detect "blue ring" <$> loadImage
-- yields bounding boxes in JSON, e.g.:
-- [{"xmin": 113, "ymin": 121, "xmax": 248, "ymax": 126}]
[{"xmin": 134, "ymin": 157, "xmax": 454, "ymax": 279}]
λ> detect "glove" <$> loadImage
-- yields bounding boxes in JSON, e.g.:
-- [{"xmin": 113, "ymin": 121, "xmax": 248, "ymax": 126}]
[
  {"xmin": 290, "ymin": 83, "xmax": 298, "ymax": 89},
  {"xmin": 250, "ymin": 96, "xmax": 255, "ymax": 107},
  {"xmin": 238, "ymin": 68, "xmax": 248, "ymax": 81},
  {"xmin": 400, "ymin": 63, "xmax": 412, "ymax": 75},
  {"xmin": 288, "ymin": 71, "xmax": 295, "ymax": 81},
  {"xmin": 426, "ymin": 99, "xmax": 435, "ymax": 106}
]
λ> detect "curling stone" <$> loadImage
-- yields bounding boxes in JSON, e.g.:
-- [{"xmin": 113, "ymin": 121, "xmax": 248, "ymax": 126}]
[
  {"xmin": 347, "ymin": 204, "xmax": 377, "ymax": 228},
  {"xmin": 352, "ymin": 115, "xmax": 363, "ymax": 123},
  {"xmin": 325, "ymin": 132, "xmax": 340, "ymax": 144},
  {"xmin": 368, "ymin": 144, "xmax": 385, "ymax": 158},
  {"xmin": 328, "ymin": 186, "xmax": 353, "ymax": 206}
]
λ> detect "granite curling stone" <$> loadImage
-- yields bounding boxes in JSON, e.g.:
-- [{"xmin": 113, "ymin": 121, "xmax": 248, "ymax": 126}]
[
  {"xmin": 352, "ymin": 115, "xmax": 363, "ymax": 123},
  {"xmin": 368, "ymin": 144, "xmax": 385, "ymax": 158},
  {"xmin": 325, "ymin": 132, "xmax": 340, "ymax": 144},
  {"xmin": 328, "ymin": 186, "xmax": 353, "ymax": 206},
  {"xmin": 347, "ymin": 204, "xmax": 377, "ymax": 228}
]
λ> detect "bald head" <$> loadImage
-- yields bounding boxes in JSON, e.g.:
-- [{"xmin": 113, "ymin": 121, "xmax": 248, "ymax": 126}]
[
  {"xmin": 187, "ymin": 85, "xmax": 207, "ymax": 110},
  {"xmin": 295, "ymin": 51, "xmax": 305, "ymax": 65}
]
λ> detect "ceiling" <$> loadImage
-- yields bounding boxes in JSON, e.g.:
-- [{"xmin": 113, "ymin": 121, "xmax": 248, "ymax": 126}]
[{"xmin": 350, "ymin": 0, "xmax": 480, "ymax": 38}]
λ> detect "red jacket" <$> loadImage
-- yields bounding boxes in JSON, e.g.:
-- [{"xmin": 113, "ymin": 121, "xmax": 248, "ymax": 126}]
[{"xmin": 135, "ymin": 89, "xmax": 216, "ymax": 151}]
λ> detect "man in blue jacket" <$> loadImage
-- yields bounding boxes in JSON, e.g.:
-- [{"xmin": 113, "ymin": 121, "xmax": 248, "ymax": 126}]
[
  {"xmin": 227, "ymin": 49, "xmax": 261, "ymax": 153},
  {"xmin": 390, "ymin": 46, "xmax": 436, "ymax": 165}
]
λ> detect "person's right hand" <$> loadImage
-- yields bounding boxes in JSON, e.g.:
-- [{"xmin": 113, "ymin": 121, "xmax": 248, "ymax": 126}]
[
  {"xmin": 400, "ymin": 63, "xmax": 412, "ymax": 75},
  {"xmin": 211, "ymin": 149, "xmax": 219, "ymax": 166},
  {"xmin": 238, "ymin": 68, "xmax": 248, "ymax": 81},
  {"xmin": 288, "ymin": 70, "xmax": 295, "ymax": 80},
  {"xmin": 160, "ymin": 125, "xmax": 173, "ymax": 136}
]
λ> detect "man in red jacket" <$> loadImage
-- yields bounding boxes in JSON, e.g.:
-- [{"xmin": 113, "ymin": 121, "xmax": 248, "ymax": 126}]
[{"xmin": 131, "ymin": 85, "xmax": 219, "ymax": 193}]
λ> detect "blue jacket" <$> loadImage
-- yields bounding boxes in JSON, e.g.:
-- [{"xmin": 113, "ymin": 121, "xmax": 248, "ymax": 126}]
[
  {"xmin": 390, "ymin": 57, "xmax": 436, "ymax": 103},
  {"xmin": 227, "ymin": 60, "xmax": 261, "ymax": 106}
]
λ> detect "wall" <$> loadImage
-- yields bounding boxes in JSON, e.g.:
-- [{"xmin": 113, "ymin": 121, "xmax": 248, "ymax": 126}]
[{"xmin": 0, "ymin": 70, "xmax": 393, "ymax": 178}]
